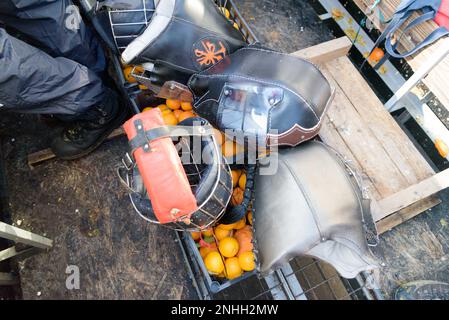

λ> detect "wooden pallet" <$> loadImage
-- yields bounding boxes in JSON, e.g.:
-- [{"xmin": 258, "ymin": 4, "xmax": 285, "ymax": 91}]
[
  {"xmin": 295, "ymin": 37, "xmax": 449, "ymax": 234},
  {"xmin": 352, "ymin": 0, "xmax": 449, "ymax": 112}
]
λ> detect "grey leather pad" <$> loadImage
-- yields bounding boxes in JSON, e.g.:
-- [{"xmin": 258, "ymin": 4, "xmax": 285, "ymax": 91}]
[{"xmin": 254, "ymin": 141, "xmax": 379, "ymax": 278}]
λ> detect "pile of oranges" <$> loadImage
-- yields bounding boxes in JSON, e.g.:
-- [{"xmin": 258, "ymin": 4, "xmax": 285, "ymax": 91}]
[
  {"xmin": 191, "ymin": 209, "xmax": 255, "ymax": 280},
  {"xmin": 142, "ymin": 98, "xmax": 196, "ymax": 125},
  {"xmin": 190, "ymin": 167, "xmax": 254, "ymax": 281},
  {"xmin": 230, "ymin": 169, "xmax": 246, "ymax": 206}
]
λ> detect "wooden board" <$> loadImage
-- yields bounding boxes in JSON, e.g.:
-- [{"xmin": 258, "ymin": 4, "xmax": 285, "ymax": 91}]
[
  {"xmin": 376, "ymin": 195, "xmax": 441, "ymax": 234},
  {"xmin": 321, "ymin": 56, "xmax": 435, "ymax": 198},
  {"xmin": 352, "ymin": 0, "xmax": 449, "ymax": 112},
  {"xmin": 318, "ymin": 55, "xmax": 441, "ymax": 229},
  {"xmin": 292, "ymin": 36, "xmax": 353, "ymax": 64},
  {"xmin": 375, "ymin": 168, "xmax": 449, "ymax": 220}
]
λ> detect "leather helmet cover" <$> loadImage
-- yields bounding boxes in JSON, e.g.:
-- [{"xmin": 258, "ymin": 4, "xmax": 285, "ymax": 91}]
[
  {"xmin": 121, "ymin": 0, "xmax": 247, "ymax": 75},
  {"xmin": 253, "ymin": 141, "xmax": 379, "ymax": 278},
  {"xmin": 188, "ymin": 46, "xmax": 334, "ymax": 147}
]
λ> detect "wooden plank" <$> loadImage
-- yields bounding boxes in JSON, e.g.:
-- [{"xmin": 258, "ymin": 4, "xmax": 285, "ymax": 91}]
[
  {"xmin": 374, "ymin": 168, "xmax": 449, "ymax": 221},
  {"xmin": 27, "ymin": 127, "xmax": 125, "ymax": 168},
  {"xmin": 320, "ymin": 114, "xmax": 382, "ymax": 200},
  {"xmin": 320, "ymin": 64, "xmax": 411, "ymax": 198},
  {"xmin": 320, "ymin": 56, "xmax": 442, "ymax": 229},
  {"xmin": 292, "ymin": 36, "xmax": 352, "ymax": 64},
  {"xmin": 376, "ymin": 196, "xmax": 441, "ymax": 234},
  {"xmin": 325, "ymin": 56, "xmax": 435, "ymax": 183},
  {"xmin": 0, "ymin": 272, "xmax": 18, "ymax": 286},
  {"xmin": 0, "ymin": 222, "xmax": 53, "ymax": 250}
]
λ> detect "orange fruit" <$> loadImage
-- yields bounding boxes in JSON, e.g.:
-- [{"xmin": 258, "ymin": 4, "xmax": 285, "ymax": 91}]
[
  {"xmin": 231, "ymin": 170, "xmax": 241, "ymax": 187},
  {"xmin": 157, "ymin": 104, "xmax": 169, "ymax": 112},
  {"xmin": 218, "ymin": 237, "xmax": 239, "ymax": 258},
  {"xmin": 217, "ymin": 222, "xmax": 237, "ymax": 231},
  {"xmin": 199, "ymin": 243, "xmax": 217, "ymax": 259},
  {"xmin": 166, "ymin": 99, "xmax": 181, "ymax": 110},
  {"xmin": 247, "ymin": 211, "xmax": 252, "ymax": 225},
  {"xmin": 225, "ymin": 257, "xmax": 242, "ymax": 279},
  {"xmin": 238, "ymin": 173, "xmax": 246, "ymax": 189},
  {"xmin": 162, "ymin": 112, "xmax": 178, "ymax": 125},
  {"xmin": 123, "ymin": 66, "xmax": 136, "ymax": 83},
  {"xmin": 214, "ymin": 226, "xmax": 231, "ymax": 240},
  {"xmin": 435, "ymin": 139, "xmax": 449, "ymax": 158},
  {"xmin": 173, "ymin": 109, "xmax": 183, "ymax": 119},
  {"xmin": 231, "ymin": 187, "xmax": 244, "ymax": 206},
  {"xmin": 369, "ymin": 47, "xmax": 385, "ymax": 63},
  {"xmin": 222, "ymin": 140, "xmax": 237, "ymax": 158},
  {"xmin": 233, "ymin": 218, "xmax": 246, "ymax": 230},
  {"xmin": 234, "ymin": 226, "xmax": 253, "ymax": 256},
  {"xmin": 213, "ymin": 129, "xmax": 225, "ymax": 146},
  {"xmin": 202, "ymin": 229, "xmax": 214, "ymax": 237},
  {"xmin": 142, "ymin": 107, "xmax": 153, "ymax": 112},
  {"xmin": 178, "ymin": 111, "xmax": 196, "ymax": 123},
  {"xmin": 180, "ymin": 102, "xmax": 193, "ymax": 111},
  {"xmin": 204, "ymin": 251, "xmax": 225, "ymax": 274},
  {"xmin": 191, "ymin": 231, "xmax": 201, "ymax": 241},
  {"xmin": 238, "ymin": 251, "xmax": 255, "ymax": 271},
  {"xmin": 123, "ymin": 65, "xmax": 144, "ymax": 83}
]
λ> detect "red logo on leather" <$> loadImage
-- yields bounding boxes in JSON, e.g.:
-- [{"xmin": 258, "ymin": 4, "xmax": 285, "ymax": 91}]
[{"xmin": 193, "ymin": 38, "xmax": 228, "ymax": 69}]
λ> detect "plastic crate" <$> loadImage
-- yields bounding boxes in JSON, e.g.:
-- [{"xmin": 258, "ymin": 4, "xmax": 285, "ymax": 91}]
[{"xmin": 183, "ymin": 230, "xmax": 257, "ymax": 294}]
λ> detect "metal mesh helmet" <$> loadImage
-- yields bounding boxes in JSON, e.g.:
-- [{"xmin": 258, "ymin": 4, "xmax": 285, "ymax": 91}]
[{"xmin": 119, "ymin": 116, "xmax": 233, "ymax": 231}]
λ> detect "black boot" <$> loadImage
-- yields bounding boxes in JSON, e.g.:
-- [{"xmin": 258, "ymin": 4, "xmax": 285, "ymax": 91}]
[{"xmin": 51, "ymin": 89, "xmax": 127, "ymax": 160}]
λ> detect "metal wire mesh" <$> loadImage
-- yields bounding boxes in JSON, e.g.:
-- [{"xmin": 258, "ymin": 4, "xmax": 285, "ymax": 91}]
[
  {"xmin": 176, "ymin": 231, "xmax": 382, "ymax": 300},
  {"xmin": 213, "ymin": 257, "xmax": 377, "ymax": 300},
  {"xmin": 108, "ymin": 0, "xmax": 155, "ymax": 52}
]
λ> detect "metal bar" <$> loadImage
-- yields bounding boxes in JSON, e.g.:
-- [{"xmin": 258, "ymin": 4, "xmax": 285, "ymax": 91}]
[
  {"xmin": 0, "ymin": 222, "xmax": 53, "ymax": 249},
  {"xmin": 386, "ymin": 38, "xmax": 449, "ymax": 111},
  {"xmin": 0, "ymin": 272, "xmax": 18, "ymax": 286},
  {"xmin": 355, "ymin": 274, "xmax": 374, "ymax": 300},
  {"xmin": 361, "ymin": 271, "xmax": 384, "ymax": 300},
  {"xmin": 280, "ymin": 264, "xmax": 307, "ymax": 300},
  {"xmin": 174, "ymin": 231, "xmax": 206, "ymax": 300},
  {"xmin": 264, "ymin": 273, "xmax": 288, "ymax": 300},
  {"xmin": 275, "ymin": 269, "xmax": 295, "ymax": 300},
  {"xmin": 0, "ymin": 246, "xmax": 37, "ymax": 262},
  {"xmin": 319, "ymin": 13, "xmax": 332, "ymax": 20}
]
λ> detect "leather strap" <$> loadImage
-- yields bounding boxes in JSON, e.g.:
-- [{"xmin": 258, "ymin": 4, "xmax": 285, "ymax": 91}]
[{"xmin": 128, "ymin": 122, "xmax": 214, "ymax": 157}]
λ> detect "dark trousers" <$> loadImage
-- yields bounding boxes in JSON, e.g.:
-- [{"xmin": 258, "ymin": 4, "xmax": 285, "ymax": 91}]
[{"xmin": 0, "ymin": 0, "xmax": 107, "ymax": 120}]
